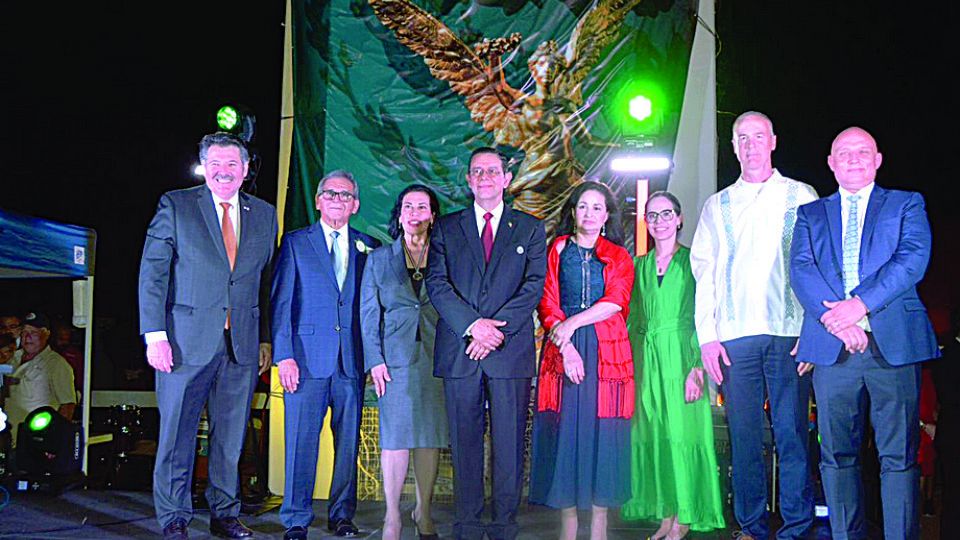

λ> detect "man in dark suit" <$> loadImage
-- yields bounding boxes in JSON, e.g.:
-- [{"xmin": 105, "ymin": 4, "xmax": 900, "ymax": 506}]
[
  {"xmin": 271, "ymin": 171, "xmax": 380, "ymax": 540},
  {"xmin": 790, "ymin": 127, "xmax": 940, "ymax": 540},
  {"xmin": 139, "ymin": 132, "xmax": 277, "ymax": 540},
  {"xmin": 426, "ymin": 148, "xmax": 547, "ymax": 540}
]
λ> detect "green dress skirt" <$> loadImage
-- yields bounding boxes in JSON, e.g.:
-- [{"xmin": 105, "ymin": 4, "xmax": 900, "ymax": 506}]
[{"xmin": 621, "ymin": 246, "xmax": 725, "ymax": 531}]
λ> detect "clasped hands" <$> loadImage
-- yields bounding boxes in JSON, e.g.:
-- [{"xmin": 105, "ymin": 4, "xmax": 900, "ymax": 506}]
[
  {"xmin": 820, "ymin": 297, "xmax": 869, "ymax": 354},
  {"xmin": 466, "ymin": 318, "xmax": 507, "ymax": 360},
  {"xmin": 549, "ymin": 319, "xmax": 585, "ymax": 384}
]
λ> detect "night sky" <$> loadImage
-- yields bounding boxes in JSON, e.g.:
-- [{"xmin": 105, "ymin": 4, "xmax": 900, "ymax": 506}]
[{"xmin": 4, "ymin": 1, "xmax": 958, "ymax": 359}]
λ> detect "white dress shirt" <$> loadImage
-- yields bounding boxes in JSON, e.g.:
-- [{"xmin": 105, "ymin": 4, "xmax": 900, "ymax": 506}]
[
  {"xmin": 839, "ymin": 182, "xmax": 874, "ymax": 242},
  {"xmin": 473, "ymin": 200, "xmax": 504, "ymax": 238},
  {"xmin": 319, "ymin": 219, "xmax": 350, "ymax": 279},
  {"xmin": 690, "ymin": 169, "xmax": 819, "ymax": 344},
  {"xmin": 839, "ymin": 181, "xmax": 874, "ymax": 330},
  {"xmin": 145, "ymin": 190, "xmax": 241, "ymax": 345}
]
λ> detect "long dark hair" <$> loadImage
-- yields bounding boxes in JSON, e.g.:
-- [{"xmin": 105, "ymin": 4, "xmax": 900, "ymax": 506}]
[
  {"xmin": 387, "ymin": 184, "xmax": 441, "ymax": 239},
  {"xmin": 555, "ymin": 181, "xmax": 624, "ymax": 246}
]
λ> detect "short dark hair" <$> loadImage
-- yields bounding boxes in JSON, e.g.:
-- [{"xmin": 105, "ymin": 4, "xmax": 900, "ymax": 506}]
[
  {"xmin": 555, "ymin": 181, "xmax": 625, "ymax": 246},
  {"xmin": 387, "ymin": 185, "xmax": 441, "ymax": 239},
  {"xmin": 199, "ymin": 132, "xmax": 250, "ymax": 163},
  {"xmin": 468, "ymin": 147, "xmax": 509, "ymax": 173},
  {"xmin": 316, "ymin": 170, "xmax": 358, "ymax": 198},
  {"xmin": 0, "ymin": 333, "xmax": 15, "ymax": 349}
]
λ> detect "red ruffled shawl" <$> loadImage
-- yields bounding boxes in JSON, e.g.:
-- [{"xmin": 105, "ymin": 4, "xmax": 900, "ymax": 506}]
[{"xmin": 536, "ymin": 235, "xmax": 635, "ymax": 418}]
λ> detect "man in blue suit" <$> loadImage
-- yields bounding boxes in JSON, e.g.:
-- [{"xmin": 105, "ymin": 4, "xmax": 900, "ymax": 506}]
[
  {"xmin": 139, "ymin": 132, "xmax": 277, "ymax": 540},
  {"xmin": 271, "ymin": 171, "xmax": 380, "ymax": 540},
  {"xmin": 426, "ymin": 148, "xmax": 547, "ymax": 540},
  {"xmin": 790, "ymin": 127, "xmax": 940, "ymax": 540}
]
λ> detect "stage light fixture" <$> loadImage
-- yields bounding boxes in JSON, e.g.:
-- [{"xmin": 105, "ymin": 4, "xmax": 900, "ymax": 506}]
[
  {"xmin": 217, "ymin": 105, "xmax": 240, "ymax": 131},
  {"xmin": 18, "ymin": 406, "xmax": 82, "ymax": 475},
  {"xmin": 29, "ymin": 410, "xmax": 53, "ymax": 432},
  {"xmin": 629, "ymin": 95, "xmax": 652, "ymax": 122},
  {"xmin": 610, "ymin": 156, "xmax": 671, "ymax": 172}
]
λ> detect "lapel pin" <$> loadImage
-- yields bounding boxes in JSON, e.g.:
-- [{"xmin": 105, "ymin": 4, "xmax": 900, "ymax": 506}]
[
  {"xmin": 516, "ymin": 246, "xmax": 524, "ymax": 254},
  {"xmin": 508, "ymin": 221, "xmax": 514, "ymax": 228}
]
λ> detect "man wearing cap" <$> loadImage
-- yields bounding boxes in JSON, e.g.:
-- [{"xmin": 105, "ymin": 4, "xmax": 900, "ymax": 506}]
[{"xmin": 5, "ymin": 312, "xmax": 76, "ymax": 447}]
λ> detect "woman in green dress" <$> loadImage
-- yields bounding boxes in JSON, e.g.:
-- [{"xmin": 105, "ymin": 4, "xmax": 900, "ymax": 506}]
[{"xmin": 622, "ymin": 191, "xmax": 725, "ymax": 539}]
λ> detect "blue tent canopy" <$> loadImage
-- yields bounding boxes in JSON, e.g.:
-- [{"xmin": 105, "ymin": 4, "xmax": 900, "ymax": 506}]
[{"xmin": 0, "ymin": 208, "xmax": 96, "ymax": 278}]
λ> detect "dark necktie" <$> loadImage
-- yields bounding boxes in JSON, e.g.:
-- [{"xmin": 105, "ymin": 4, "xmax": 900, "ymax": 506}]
[{"xmin": 481, "ymin": 212, "xmax": 494, "ymax": 264}]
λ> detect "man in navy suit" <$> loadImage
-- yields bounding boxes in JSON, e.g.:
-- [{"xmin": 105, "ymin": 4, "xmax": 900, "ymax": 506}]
[
  {"xmin": 139, "ymin": 132, "xmax": 277, "ymax": 540},
  {"xmin": 271, "ymin": 171, "xmax": 380, "ymax": 540},
  {"xmin": 426, "ymin": 148, "xmax": 547, "ymax": 540},
  {"xmin": 790, "ymin": 127, "xmax": 940, "ymax": 540}
]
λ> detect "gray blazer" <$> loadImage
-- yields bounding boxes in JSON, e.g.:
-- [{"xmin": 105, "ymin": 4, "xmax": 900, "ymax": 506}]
[{"xmin": 360, "ymin": 238, "xmax": 438, "ymax": 371}]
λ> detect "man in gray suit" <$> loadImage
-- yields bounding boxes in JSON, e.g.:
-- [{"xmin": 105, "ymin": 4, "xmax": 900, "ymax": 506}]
[{"xmin": 139, "ymin": 132, "xmax": 277, "ymax": 540}]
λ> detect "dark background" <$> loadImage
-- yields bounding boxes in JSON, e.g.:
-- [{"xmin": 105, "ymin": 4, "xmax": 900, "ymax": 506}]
[{"xmin": 2, "ymin": 1, "xmax": 957, "ymax": 387}]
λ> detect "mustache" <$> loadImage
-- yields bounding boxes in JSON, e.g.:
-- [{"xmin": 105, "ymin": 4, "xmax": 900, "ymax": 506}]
[{"xmin": 213, "ymin": 173, "xmax": 238, "ymax": 182}]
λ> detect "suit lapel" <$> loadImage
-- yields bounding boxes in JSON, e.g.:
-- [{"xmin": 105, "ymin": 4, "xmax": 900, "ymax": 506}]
[
  {"xmin": 306, "ymin": 222, "xmax": 339, "ymax": 288},
  {"xmin": 389, "ymin": 238, "xmax": 417, "ymax": 299},
  {"xmin": 825, "ymin": 192, "xmax": 843, "ymax": 276},
  {"xmin": 859, "ymin": 185, "xmax": 886, "ymax": 263},
  {"xmin": 198, "ymin": 188, "xmax": 230, "ymax": 269},
  {"xmin": 236, "ymin": 193, "xmax": 254, "ymax": 268},
  {"xmin": 487, "ymin": 205, "xmax": 517, "ymax": 272},
  {"xmin": 346, "ymin": 228, "xmax": 361, "ymax": 289},
  {"xmin": 458, "ymin": 207, "xmax": 486, "ymax": 275}
]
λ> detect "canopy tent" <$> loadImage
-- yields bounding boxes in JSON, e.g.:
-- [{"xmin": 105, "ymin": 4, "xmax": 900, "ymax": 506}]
[{"xmin": 0, "ymin": 207, "xmax": 97, "ymax": 473}]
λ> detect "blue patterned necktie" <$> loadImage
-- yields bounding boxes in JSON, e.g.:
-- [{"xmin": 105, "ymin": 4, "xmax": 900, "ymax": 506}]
[
  {"xmin": 330, "ymin": 230, "xmax": 345, "ymax": 289},
  {"xmin": 842, "ymin": 194, "xmax": 861, "ymax": 297}
]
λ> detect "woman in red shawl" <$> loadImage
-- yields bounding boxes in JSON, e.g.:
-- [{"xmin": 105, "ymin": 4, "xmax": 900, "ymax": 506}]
[{"xmin": 530, "ymin": 181, "xmax": 635, "ymax": 540}]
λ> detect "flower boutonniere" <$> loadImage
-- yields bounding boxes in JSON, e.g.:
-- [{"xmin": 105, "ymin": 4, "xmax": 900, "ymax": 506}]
[{"xmin": 355, "ymin": 239, "xmax": 372, "ymax": 254}]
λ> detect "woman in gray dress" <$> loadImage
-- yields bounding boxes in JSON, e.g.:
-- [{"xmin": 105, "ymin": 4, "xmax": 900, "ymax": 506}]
[{"xmin": 360, "ymin": 185, "xmax": 448, "ymax": 540}]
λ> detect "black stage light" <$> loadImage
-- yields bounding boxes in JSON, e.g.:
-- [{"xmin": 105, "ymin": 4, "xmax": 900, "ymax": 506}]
[{"xmin": 17, "ymin": 405, "xmax": 82, "ymax": 475}]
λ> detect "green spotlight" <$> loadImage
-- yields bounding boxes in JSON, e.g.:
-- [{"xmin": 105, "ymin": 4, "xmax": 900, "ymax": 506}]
[
  {"xmin": 217, "ymin": 105, "xmax": 239, "ymax": 131},
  {"xmin": 629, "ymin": 95, "xmax": 653, "ymax": 122},
  {"xmin": 29, "ymin": 410, "xmax": 53, "ymax": 432}
]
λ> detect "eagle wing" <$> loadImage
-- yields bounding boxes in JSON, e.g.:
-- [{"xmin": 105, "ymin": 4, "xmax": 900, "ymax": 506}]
[
  {"xmin": 556, "ymin": 0, "xmax": 643, "ymax": 103},
  {"xmin": 369, "ymin": 0, "xmax": 527, "ymax": 145}
]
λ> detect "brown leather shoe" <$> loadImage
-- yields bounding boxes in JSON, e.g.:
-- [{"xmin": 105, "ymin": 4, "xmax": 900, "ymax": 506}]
[
  {"xmin": 162, "ymin": 519, "xmax": 188, "ymax": 540},
  {"xmin": 210, "ymin": 517, "xmax": 253, "ymax": 539}
]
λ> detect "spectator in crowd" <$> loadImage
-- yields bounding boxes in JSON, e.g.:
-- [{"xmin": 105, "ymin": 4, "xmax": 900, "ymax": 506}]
[
  {"xmin": 0, "ymin": 313, "xmax": 22, "ymax": 348},
  {"xmin": 6, "ymin": 312, "xmax": 76, "ymax": 447}
]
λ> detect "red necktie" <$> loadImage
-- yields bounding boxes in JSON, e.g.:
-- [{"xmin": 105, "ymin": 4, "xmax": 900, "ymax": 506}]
[
  {"xmin": 481, "ymin": 212, "xmax": 494, "ymax": 264},
  {"xmin": 221, "ymin": 202, "xmax": 237, "ymax": 270},
  {"xmin": 221, "ymin": 202, "xmax": 237, "ymax": 329}
]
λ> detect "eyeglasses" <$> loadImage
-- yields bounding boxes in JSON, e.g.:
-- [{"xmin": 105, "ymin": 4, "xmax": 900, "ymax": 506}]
[
  {"xmin": 470, "ymin": 167, "xmax": 504, "ymax": 178},
  {"xmin": 645, "ymin": 209, "xmax": 676, "ymax": 222},
  {"xmin": 319, "ymin": 189, "xmax": 356, "ymax": 202}
]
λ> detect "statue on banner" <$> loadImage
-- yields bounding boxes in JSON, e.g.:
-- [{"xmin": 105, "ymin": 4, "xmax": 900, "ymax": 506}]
[{"xmin": 368, "ymin": 0, "xmax": 641, "ymax": 233}]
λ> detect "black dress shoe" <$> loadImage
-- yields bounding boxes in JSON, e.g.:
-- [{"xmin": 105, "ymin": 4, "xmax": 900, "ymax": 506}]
[
  {"xmin": 210, "ymin": 517, "xmax": 253, "ymax": 539},
  {"xmin": 284, "ymin": 526, "xmax": 308, "ymax": 540},
  {"xmin": 162, "ymin": 519, "xmax": 188, "ymax": 540},
  {"xmin": 327, "ymin": 518, "xmax": 360, "ymax": 537}
]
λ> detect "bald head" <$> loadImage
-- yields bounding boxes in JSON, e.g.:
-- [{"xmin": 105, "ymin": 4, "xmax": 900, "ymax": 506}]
[{"xmin": 827, "ymin": 127, "xmax": 882, "ymax": 193}]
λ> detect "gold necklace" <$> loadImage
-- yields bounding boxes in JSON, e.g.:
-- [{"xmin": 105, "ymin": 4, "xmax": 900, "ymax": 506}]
[{"xmin": 402, "ymin": 237, "xmax": 428, "ymax": 281}]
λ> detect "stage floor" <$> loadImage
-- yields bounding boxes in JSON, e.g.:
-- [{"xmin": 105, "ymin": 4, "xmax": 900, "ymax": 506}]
[{"xmin": 0, "ymin": 489, "xmax": 941, "ymax": 539}]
